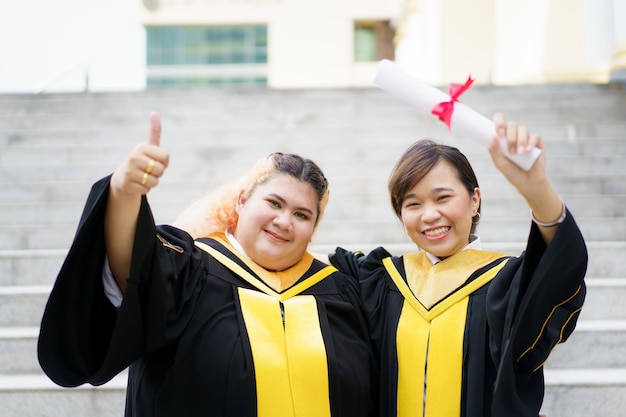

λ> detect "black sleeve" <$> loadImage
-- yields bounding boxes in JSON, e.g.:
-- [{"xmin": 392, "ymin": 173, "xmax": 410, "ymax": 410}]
[
  {"xmin": 330, "ymin": 246, "xmax": 396, "ymax": 354},
  {"xmin": 38, "ymin": 176, "xmax": 118, "ymax": 387},
  {"xmin": 38, "ymin": 176, "xmax": 206, "ymax": 387},
  {"xmin": 488, "ymin": 208, "xmax": 588, "ymax": 416},
  {"xmin": 329, "ymin": 247, "xmax": 394, "ymax": 325}
]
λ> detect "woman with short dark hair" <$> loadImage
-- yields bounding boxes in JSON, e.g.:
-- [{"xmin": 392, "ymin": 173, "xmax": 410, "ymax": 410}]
[{"xmin": 329, "ymin": 113, "xmax": 587, "ymax": 417}]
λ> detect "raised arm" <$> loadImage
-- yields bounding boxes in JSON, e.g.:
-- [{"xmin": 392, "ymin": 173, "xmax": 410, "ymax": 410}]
[
  {"xmin": 488, "ymin": 113, "xmax": 564, "ymax": 244},
  {"xmin": 105, "ymin": 113, "xmax": 170, "ymax": 291}
]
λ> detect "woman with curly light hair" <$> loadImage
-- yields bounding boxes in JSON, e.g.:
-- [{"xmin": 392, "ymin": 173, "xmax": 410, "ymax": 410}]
[{"xmin": 38, "ymin": 113, "xmax": 374, "ymax": 417}]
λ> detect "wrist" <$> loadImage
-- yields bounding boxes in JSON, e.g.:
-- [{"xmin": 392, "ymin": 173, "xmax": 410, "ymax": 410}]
[{"xmin": 530, "ymin": 197, "xmax": 566, "ymax": 227}]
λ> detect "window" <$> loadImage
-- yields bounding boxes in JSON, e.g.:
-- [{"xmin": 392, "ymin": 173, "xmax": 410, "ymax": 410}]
[
  {"xmin": 354, "ymin": 20, "xmax": 395, "ymax": 63},
  {"xmin": 146, "ymin": 25, "xmax": 268, "ymax": 86}
]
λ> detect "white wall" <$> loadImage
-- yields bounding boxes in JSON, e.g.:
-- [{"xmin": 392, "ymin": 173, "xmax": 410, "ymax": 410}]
[
  {"xmin": 394, "ymin": 0, "xmax": 610, "ymax": 85},
  {"xmin": 1, "ymin": 0, "xmax": 613, "ymax": 93},
  {"xmin": 0, "ymin": 0, "xmax": 145, "ymax": 93}
]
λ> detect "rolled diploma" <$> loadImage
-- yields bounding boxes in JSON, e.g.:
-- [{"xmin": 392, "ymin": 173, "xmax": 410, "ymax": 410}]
[{"xmin": 374, "ymin": 59, "xmax": 541, "ymax": 171}]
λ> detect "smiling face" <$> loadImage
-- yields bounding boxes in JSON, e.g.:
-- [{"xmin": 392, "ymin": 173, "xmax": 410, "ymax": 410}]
[
  {"xmin": 232, "ymin": 173, "xmax": 319, "ymax": 271},
  {"xmin": 399, "ymin": 160, "xmax": 480, "ymax": 259}
]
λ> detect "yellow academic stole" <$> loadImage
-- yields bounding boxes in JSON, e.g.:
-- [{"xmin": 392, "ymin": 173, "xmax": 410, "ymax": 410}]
[
  {"xmin": 384, "ymin": 250, "xmax": 509, "ymax": 417},
  {"xmin": 195, "ymin": 241, "xmax": 336, "ymax": 417}
]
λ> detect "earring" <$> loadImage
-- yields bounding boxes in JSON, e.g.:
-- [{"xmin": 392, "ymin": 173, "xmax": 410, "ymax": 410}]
[{"xmin": 472, "ymin": 212, "xmax": 481, "ymax": 225}]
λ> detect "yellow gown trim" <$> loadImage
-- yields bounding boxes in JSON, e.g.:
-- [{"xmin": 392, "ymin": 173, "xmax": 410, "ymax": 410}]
[
  {"xmin": 195, "ymin": 238, "xmax": 335, "ymax": 417},
  {"xmin": 383, "ymin": 251, "xmax": 509, "ymax": 417},
  {"xmin": 201, "ymin": 232, "xmax": 317, "ymax": 292},
  {"xmin": 403, "ymin": 250, "xmax": 508, "ymax": 310}
]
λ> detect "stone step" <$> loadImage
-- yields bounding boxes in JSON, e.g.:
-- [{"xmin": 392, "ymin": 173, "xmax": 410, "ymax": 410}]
[
  {"xmin": 3, "ymin": 122, "xmax": 626, "ymax": 168},
  {"xmin": 3, "ymin": 168, "xmax": 626, "ymax": 206},
  {"xmin": 0, "ymin": 373, "xmax": 127, "ymax": 417},
  {"xmin": 325, "ymin": 216, "xmax": 625, "ymax": 245},
  {"xmin": 0, "ymin": 214, "xmax": 622, "ymax": 250},
  {"xmin": 0, "ymin": 115, "xmax": 623, "ymax": 150},
  {"xmin": 2, "ymin": 151, "xmax": 625, "ymax": 186},
  {"xmin": 545, "ymin": 320, "xmax": 626, "ymax": 369},
  {"xmin": 576, "ymin": 279, "xmax": 626, "ymax": 320},
  {"xmin": 311, "ymin": 241, "xmax": 626, "ymax": 279},
  {"xmin": 0, "ymin": 241, "xmax": 623, "ymax": 286},
  {"xmin": 0, "ymin": 250, "xmax": 66, "ymax": 287},
  {"xmin": 0, "ymin": 369, "xmax": 624, "ymax": 417},
  {"xmin": 0, "ymin": 141, "xmax": 626, "ymax": 184},
  {"xmin": 3, "ymin": 143, "xmax": 625, "ymax": 183},
  {"xmin": 0, "ymin": 275, "xmax": 621, "ymax": 328},
  {"xmin": 0, "ymin": 84, "xmax": 624, "ymax": 120},
  {"xmin": 2, "ymin": 194, "xmax": 626, "ymax": 230},
  {"xmin": 0, "ymin": 87, "xmax": 595, "ymax": 113},
  {"xmin": 540, "ymin": 369, "xmax": 626, "ymax": 417},
  {"xmin": 0, "ymin": 327, "xmax": 39, "ymax": 375},
  {"xmin": 3, "ymin": 319, "xmax": 624, "ymax": 375},
  {"xmin": 1, "ymin": 116, "xmax": 625, "ymax": 147}
]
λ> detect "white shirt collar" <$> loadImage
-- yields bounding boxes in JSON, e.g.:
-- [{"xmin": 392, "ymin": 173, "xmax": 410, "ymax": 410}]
[
  {"xmin": 225, "ymin": 231, "xmax": 249, "ymax": 258},
  {"xmin": 424, "ymin": 234, "xmax": 481, "ymax": 265}
]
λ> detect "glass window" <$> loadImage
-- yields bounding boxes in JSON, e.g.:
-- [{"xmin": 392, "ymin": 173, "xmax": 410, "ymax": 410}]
[
  {"xmin": 146, "ymin": 24, "xmax": 268, "ymax": 86},
  {"xmin": 354, "ymin": 27, "xmax": 377, "ymax": 62},
  {"xmin": 354, "ymin": 21, "xmax": 395, "ymax": 63}
]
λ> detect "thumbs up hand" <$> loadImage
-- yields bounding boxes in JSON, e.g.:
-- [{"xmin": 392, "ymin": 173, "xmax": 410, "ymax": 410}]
[{"xmin": 110, "ymin": 112, "xmax": 170, "ymax": 196}]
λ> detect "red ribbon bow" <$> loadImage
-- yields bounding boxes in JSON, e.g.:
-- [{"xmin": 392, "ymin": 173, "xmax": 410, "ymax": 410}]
[{"xmin": 431, "ymin": 76, "xmax": 474, "ymax": 130}]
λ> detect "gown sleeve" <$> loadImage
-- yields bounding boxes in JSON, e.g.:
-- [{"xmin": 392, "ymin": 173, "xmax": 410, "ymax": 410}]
[
  {"xmin": 487, "ymin": 208, "xmax": 588, "ymax": 416},
  {"xmin": 38, "ymin": 176, "xmax": 206, "ymax": 388},
  {"xmin": 330, "ymin": 247, "xmax": 395, "ymax": 357}
]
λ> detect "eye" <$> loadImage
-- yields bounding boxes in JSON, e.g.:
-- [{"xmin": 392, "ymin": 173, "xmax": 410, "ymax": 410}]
[
  {"xmin": 403, "ymin": 201, "xmax": 420, "ymax": 209},
  {"xmin": 267, "ymin": 199, "xmax": 281, "ymax": 208},
  {"xmin": 294, "ymin": 211, "xmax": 311, "ymax": 221},
  {"xmin": 437, "ymin": 194, "xmax": 451, "ymax": 201}
]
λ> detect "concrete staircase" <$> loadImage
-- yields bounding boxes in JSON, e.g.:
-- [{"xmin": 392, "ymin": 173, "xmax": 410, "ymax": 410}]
[{"xmin": 1, "ymin": 82, "xmax": 625, "ymax": 416}]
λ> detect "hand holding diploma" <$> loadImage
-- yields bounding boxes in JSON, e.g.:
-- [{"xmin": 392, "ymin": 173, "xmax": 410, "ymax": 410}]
[{"xmin": 373, "ymin": 59, "xmax": 541, "ymax": 171}]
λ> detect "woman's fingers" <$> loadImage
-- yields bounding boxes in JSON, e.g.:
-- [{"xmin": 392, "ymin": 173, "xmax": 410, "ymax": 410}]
[
  {"xmin": 110, "ymin": 113, "xmax": 170, "ymax": 195},
  {"xmin": 493, "ymin": 113, "xmax": 541, "ymax": 154},
  {"xmin": 147, "ymin": 112, "xmax": 161, "ymax": 146}
]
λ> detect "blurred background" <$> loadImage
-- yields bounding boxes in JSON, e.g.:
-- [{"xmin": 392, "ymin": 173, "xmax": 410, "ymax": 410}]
[{"xmin": 1, "ymin": 0, "xmax": 625, "ymax": 94}]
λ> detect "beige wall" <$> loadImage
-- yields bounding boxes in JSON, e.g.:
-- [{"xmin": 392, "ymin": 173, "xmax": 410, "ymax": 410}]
[
  {"xmin": 542, "ymin": 0, "xmax": 588, "ymax": 82},
  {"xmin": 138, "ymin": 0, "xmax": 396, "ymax": 88},
  {"xmin": 440, "ymin": 0, "xmax": 496, "ymax": 84},
  {"xmin": 492, "ymin": 0, "xmax": 587, "ymax": 84},
  {"xmin": 394, "ymin": 0, "xmax": 620, "ymax": 85},
  {"xmin": 137, "ymin": 0, "xmax": 623, "ymax": 88}
]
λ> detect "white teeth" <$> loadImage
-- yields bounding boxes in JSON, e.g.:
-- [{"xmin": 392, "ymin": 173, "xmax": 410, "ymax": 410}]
[{"xmin": 424, "ymin": 227, "xmax": 449, "ymax": 237}]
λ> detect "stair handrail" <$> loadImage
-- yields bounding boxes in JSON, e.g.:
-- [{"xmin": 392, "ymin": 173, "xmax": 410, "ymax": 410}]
[{"xmin": 33, "ymin": 63, "xmax": 90, "ymax": 95}]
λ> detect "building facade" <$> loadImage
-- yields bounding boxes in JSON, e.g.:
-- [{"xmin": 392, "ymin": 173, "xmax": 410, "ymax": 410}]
[
  {"xmin": 392, "ymin": 0, "xmax": 626, "ymax": 85},
  {"xmin": 1, "ymin": 0, "xmax": 624, "ymax": 93},
  {"xmin": 138, "ymin": 0, "xmax": 626, "ymax": 88},
  {"xmin": 138, "ymin": 0, "xmax": 397, "ymax": 88}
]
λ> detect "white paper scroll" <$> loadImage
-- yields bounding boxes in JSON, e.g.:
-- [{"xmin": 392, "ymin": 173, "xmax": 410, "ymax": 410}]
[{"xmin": 373, "ymin": 59, "xmax": 540, "ymax": 171}]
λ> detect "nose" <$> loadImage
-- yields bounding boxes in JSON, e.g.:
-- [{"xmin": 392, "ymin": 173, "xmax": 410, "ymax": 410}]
[
  {"xmin": 421, "ymin": 204, "xmax": 442, "ymax": 223},
  {"xmin": 272, "ymin": 210, "xmax": 292, "ymax": 229}
]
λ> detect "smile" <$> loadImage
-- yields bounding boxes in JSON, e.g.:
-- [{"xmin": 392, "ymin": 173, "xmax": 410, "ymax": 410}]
[
  {"xmin": 423, "ymin": 226, "xmax": 450, "ymax": 238},
  {"xmin": 264, "ymin": 230, "xmax": 289, "ymax": 243}
]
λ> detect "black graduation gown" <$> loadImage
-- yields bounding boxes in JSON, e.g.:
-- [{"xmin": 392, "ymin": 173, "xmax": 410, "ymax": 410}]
[
  {"xmin": 330, "ymin": 210, "xmax": 587, "ymax": 417},
  {"xmin": 38, "ymin": 176, "xmax": 375, "ymax": 417}
]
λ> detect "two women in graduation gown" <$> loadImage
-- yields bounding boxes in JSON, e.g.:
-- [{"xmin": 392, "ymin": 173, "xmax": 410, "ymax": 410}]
[
  {"xmin": 329, "ymin": 113, "xmax": 588, "ymax": 417},
  {"xmin": 37, "ymin": 113, "xmax": 375, "ymax": 417}
]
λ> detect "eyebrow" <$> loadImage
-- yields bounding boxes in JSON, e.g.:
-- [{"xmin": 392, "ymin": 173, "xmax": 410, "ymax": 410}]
[
  {"xmin": 268, "ymin": 193, "xmax": 315, "ymax": 215},
  {"xmin": 404, "ymin": 186, "xmax": 455, "ymax": 200}
]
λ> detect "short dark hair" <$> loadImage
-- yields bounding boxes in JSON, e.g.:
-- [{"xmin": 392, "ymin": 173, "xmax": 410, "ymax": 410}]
[{"xmin": 388, "ymin": 139, "xmax": 481, "ymax": 233}]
